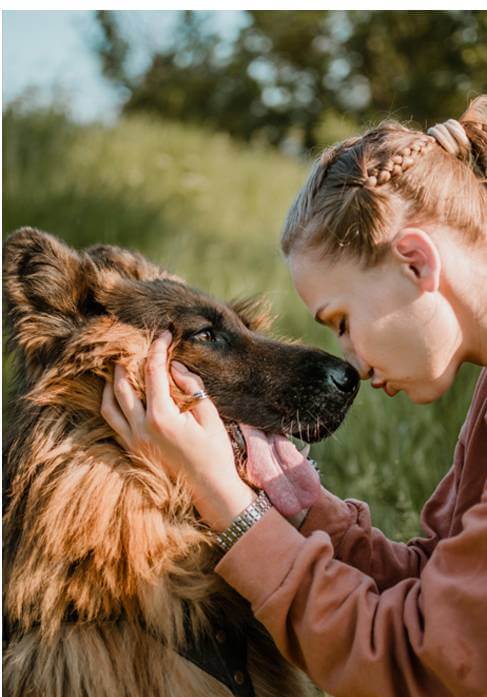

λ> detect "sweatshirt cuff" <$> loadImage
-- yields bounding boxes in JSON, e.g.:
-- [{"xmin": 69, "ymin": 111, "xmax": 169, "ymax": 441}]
[
  {"xmin": 298, "ymin": 485, "xmax": 355, "ymax": 549},
  {"xmin": 215, "ymin": 506, "xmax": 306, "ymax": 610}
]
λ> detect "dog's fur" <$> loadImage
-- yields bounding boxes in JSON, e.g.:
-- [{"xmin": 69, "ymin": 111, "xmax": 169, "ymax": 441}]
[{"xmin": 3, "ymin": 228, "xmax": 357, "ymax": 697}]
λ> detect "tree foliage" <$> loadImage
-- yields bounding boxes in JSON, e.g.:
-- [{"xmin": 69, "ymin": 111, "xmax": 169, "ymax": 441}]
[{"xmin": 95, "ymin": 10, "xmax": 487, "ymax": 148}]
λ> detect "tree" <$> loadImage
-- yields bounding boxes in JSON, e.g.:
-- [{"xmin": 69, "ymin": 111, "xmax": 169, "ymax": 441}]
[
  {"xmin": 94, "ymin": 10, "xmax": 487, "ymax": 148},
  {"xmin": 338, "ymin": 11, "xmax": 487, "ymax": 126}
]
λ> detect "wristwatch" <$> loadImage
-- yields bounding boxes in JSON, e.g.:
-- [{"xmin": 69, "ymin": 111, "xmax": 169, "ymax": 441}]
[{"xmin": 215, "ymin": 490, "xmax": 273, "ymax": 552}]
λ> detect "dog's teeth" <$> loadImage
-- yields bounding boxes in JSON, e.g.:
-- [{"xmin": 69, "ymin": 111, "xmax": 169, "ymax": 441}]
[{"xmin": 299, "ymin": 444, "xmax": 311, "ymax": 458}]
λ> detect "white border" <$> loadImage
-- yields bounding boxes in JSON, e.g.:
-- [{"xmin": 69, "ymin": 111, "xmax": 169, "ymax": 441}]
[{"xmin": 3, "ymin": 4, "xmax": 486, "ymax": 11}]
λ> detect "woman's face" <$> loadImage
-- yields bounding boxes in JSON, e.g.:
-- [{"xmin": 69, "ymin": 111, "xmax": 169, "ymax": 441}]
[{"xmin": 289, "ymin": 247, "xmax": 464, "ymax": 404}]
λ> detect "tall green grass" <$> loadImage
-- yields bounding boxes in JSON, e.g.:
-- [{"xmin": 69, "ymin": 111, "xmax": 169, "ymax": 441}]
[{"xmin": 3, "ymin": 105, "xmax": 480, "ymax": 541}]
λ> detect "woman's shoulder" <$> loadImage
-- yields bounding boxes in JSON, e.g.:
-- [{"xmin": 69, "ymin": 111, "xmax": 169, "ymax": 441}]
[
  {"xmin": 470, "ymin": 367, "xmax": 487, "ymax": 418},
  {"xmin": 460, "ymin": 367, "xmax": 487, "ymax": 449}
]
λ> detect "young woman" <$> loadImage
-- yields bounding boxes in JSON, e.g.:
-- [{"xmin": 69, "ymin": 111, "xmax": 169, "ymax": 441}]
[{"xmin": 101, "ymin": 96, "xmax": 487, "ymax": 697}]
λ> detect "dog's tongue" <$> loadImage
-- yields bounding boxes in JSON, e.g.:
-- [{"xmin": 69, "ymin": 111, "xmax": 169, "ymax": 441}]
[{"xmin": 239, "ymin": 424, "xmax": 321, "ymax": 517}]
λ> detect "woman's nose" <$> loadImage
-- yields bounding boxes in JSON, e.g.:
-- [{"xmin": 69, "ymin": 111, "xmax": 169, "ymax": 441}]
[{"xmin": 343, "ymin": 350, "xmax": 371, "ymax": 380}]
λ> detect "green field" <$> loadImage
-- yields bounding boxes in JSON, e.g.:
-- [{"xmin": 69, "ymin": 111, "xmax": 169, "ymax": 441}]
[{"xmin": 3, "ymin": 105, "xmax": 480, "ymax": 542}]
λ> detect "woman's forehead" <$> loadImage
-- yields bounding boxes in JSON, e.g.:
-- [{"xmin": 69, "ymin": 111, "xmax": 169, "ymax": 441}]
[
  {"xmin": 290, "ymin": 251, "xmax": 359, "ymax": 295},
  {"xmin": 289, "ymin": 249, "xmax": 393, "ymax": 315}
]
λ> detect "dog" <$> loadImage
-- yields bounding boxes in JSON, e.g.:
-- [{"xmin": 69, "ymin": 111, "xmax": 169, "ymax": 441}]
[{"xmin": 3, "ymin": 227, "xmax": 359, "ymax": 697}]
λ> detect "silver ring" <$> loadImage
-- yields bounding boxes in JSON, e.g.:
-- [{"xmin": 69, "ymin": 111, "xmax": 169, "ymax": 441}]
[{"xmin": 192, "ymin": 389, "xmax": 209, "ymax": 401}]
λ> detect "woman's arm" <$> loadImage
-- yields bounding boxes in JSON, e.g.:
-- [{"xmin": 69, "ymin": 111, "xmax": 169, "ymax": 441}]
[
  {"xmin": 297, "ymin": 461, "xmax": 458, "ymax": 591},
  {"xmin": 298, "ymin": 375, "xmax": 487, "ymax": 591},
  {"xmin": 215, "ymin": 485, "xmax": 487, "ymax": 697}
]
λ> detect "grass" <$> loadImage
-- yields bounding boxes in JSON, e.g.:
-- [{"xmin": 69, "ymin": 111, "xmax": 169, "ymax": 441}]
[{"xmin": 3, "ymin": 104, "xmax": 481, "ymax": 542}]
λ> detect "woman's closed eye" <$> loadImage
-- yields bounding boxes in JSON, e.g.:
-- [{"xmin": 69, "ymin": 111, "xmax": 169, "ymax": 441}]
[
  {"xmin": 315, "ymin": 309, "xmax": 348, "ymax": 337},
  {"xmin": 338, "ymin": 316, "xmax": 348, "ymax": 337}
]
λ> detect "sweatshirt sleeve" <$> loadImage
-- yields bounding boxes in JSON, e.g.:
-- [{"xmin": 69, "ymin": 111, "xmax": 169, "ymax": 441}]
[
  {"xmin": 295, "ymin": 375, "xmax": 485, "ymax": 594},
  {"xmin": 215, "ymin": 480, "xmax": 487, "ymax": 697},
  {"xmin": 298, "ymin": 454, "xmax": 459, "ymax": 591}
]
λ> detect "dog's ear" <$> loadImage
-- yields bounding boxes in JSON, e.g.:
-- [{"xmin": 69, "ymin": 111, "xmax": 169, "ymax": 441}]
[
  {"xmin": 4, "ymin": 227, "xmax": 85, "ymax": 315},
  {"xmin": 84, "ymin": 243, "xmax": 183, "ymax": 323},
  {"xmin": 3, "ymin": 228, "xmax": 174, "ymax": 366},
  {"xmin": 84, "ymin": 244, "xmax": 165, "ymax": 283},
  {"xmin": 231, "ymin": 295, "xmax": 275, "ymax": 332},
  {"xmin": 4, "ymin": 228, "xmax": 92, "ymax": 364}
]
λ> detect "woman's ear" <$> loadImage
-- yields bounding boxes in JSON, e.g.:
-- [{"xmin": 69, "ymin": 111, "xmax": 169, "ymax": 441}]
[{"xmin": 391, "ymin": 228, "xmax": 441, "ymax": 293}]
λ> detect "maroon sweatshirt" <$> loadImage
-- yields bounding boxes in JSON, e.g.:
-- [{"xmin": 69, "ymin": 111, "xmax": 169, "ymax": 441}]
[{"xmin": 216, "ymin": 369, "xmax": 487, "ymax": 697}]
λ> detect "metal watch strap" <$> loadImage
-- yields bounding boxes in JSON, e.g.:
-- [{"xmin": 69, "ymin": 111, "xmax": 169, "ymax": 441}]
[{"xmin": 215, "ymin": 490, "xmax": 272, "ymax": 552}]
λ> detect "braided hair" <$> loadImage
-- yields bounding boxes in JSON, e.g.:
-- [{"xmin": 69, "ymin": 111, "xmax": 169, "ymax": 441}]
[{"xmin": 281, "ymin": 95, "xmax": 487, "ymax": 265}]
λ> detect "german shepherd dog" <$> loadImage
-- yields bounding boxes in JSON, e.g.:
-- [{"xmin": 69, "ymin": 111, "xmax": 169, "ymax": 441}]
[{"xmin": 3, "ymin": 228, "xmax": 359, "ymax": 697}]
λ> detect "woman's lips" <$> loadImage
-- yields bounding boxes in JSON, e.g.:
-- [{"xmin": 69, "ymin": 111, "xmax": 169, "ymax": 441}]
[{"xmin": 371, "ymin": 379, "xmax": 399, "ymax": 397}]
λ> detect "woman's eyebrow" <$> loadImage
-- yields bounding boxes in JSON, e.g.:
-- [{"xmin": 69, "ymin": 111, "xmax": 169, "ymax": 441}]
[{"xmin": 314, "ymin": 303, "xmax": 329, "ymax": 324}]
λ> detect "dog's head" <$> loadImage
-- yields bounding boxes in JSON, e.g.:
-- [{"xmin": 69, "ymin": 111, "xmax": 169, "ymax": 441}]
[{"xmin": 4, "ymin": 228, "xmax": 358, "ymax": 450}]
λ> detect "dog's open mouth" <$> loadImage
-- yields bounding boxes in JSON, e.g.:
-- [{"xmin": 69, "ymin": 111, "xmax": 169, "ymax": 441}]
[
  {"xmin": 227, "ymin": 422, "xmax": 310, "ymax": 458},
  {"xmin": 227, "ymin": 421, "xmax": 313, "ymax": 476},
  {"xmin": 225, "ymin": 421, "xmax": 323, "ymax": 516}
]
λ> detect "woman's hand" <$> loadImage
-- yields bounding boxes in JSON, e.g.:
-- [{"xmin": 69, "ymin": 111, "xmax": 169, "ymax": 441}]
[{"xmin": 101, "ymin": 331, "xmax": 256, "ymax": 531}]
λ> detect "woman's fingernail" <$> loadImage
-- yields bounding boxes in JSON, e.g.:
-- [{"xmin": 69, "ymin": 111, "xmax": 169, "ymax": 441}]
[
  {"xmin": 152, "ymin": 331, "xmax": 172, "ymax": 351},
  {"xmin": 172, "ymin": 361, "xmax": 189, "ymax": 374},
  {"xmin": 155, "ymin": 330, "xmax": 172, "ymax": 345}
]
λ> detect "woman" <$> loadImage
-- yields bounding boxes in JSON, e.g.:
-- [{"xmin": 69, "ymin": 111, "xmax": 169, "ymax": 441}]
[{"xmin": 101, "ymin": 97, "xmax": 487, "ymax": 696}]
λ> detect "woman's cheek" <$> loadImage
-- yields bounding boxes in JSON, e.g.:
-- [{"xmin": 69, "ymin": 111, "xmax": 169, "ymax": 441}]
[
  {"xmin": 416, "ymin": 297, "xmax": 462, "ymax": 379},
  {"xmin": 362, "ymin": 318, "xmax": 414, "ymax": 380}
]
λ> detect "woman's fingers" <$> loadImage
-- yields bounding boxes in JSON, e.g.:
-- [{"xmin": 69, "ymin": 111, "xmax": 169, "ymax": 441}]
[
  {"xmin": 145, "ymin": 331, "xmax": 179, "ymax": 425},
  {"xmin": 113, "ymin": 364, "xmax": 147, "ymax": 429},
  {"xmin": 171, "ymin": 361, "xmax": 220, "ymax": 428},
  {"xmin": 101, "ymin": 380, "xmax": 132, "ymax": 447}
]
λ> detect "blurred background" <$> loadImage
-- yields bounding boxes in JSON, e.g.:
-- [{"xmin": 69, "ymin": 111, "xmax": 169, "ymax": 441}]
[{"xmin": 4, "ymin": 10, "xmax": 486, "ymax": 541}]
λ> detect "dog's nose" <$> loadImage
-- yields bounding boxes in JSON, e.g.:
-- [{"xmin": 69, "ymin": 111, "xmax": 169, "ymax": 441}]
[{"xmin": 330, "ymin": 363, "xmax": 360, "ymax": 394}]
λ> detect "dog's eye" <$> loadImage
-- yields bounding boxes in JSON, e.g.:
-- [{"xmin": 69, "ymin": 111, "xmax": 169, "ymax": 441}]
[
  {"xmin": 190, "ymin": 326, "xmax": 228, "ymax": 347},
  {"xmin": 192, "ymin": 328, "xmax": 218, "ymax": 343}
]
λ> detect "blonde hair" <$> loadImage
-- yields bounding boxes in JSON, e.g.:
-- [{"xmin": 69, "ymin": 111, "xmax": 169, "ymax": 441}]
[{"xmin": 281, "ymin": 96, "xmax": 487, "ymax": 265}]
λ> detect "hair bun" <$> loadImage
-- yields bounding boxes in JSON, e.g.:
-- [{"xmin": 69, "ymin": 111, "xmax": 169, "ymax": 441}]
[{"xmin": 459, "ymin": 94, "xmax": 487, "ymax": 180}]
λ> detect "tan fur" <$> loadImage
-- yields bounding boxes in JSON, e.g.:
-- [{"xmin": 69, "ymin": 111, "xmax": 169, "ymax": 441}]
[{"xmin": 4, "ymin": 229, "xmax": 315, "ymax": 697}]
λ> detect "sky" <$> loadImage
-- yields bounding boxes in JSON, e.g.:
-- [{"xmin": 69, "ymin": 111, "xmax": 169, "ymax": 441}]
[{"xmin": 3, "ymin": 10, "xmax": 245, "ymax": 122}]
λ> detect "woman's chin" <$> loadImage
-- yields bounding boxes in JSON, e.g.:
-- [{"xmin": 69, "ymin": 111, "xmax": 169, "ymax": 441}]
[
  {"xmin": 403, "ymin": 374, "xmax": 456, "ymax": 404},
  {"xmin": 408, "ymin": 390, "xmax": 438, "ymax": 405}
]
